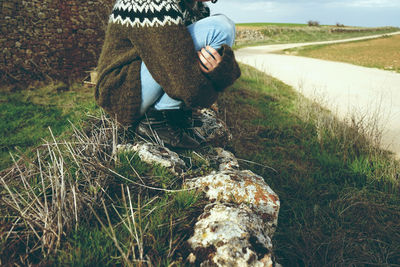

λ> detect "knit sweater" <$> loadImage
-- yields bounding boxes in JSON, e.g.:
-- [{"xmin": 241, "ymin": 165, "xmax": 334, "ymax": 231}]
[{"xmin": 95, "ymin": 0, "xmax": 241, "ymax": 126}]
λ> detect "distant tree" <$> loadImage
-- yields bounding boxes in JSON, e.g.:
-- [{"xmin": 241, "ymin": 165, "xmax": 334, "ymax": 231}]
[
  {"xmin": 307, "ymin": 20, "xmax": 320, "ymax": 27},
  {"xmin": 336, "ymin": 22, "xmax": 345, "ymax": 27}
]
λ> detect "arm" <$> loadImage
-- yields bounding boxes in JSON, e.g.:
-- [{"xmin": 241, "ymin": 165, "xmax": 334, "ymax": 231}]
[
  {"xmin": 115, "ymin": 0, "xmax": 240, "ymax": 107},
  {"xmin": 131, "ymin": 24, "xmax": 217, "ymax": 108},
  {"xmin": 198, "ymin": 45, "xmax": 241, "ymax": 91}
]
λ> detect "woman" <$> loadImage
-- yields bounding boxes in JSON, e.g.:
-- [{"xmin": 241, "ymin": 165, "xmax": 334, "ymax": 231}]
[{"xmin": 95, "ymin": 0, "xmax": 241, "ymax": 148}]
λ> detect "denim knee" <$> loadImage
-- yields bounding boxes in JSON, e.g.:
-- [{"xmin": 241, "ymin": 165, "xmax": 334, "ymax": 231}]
[{"xmin": 208, "ymin": 14, "xmax": 236, "ymax": 47}]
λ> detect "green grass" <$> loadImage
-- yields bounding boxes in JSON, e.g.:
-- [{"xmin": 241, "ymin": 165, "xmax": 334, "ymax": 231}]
[
  {"xmin": 217, "ymin": 64, "xmax": 400, "ymax": 266},
  {"xmin": 0, "ymin": 83, "xmax": 98, "ymax": 170},
  {"xmin": 237, "ymin": 22, "xmax": 309, "ymax": 27},
  {"xmin": 43, "ymin": 156, "xmax": 204, "ymax": 266},
  {"xmin": 234, "ymin": 25, "xmax": 400, "ymax": 49},
  {"xmin": 1, "ymin": 64, "xmax": 400, "ymax": 265},
  {"xmin": 0, "ymin": 117, "xmax": 209, "ymax": 266},
  {"xmin": 283, "ymin": 34, "xmax": 400, "ymax": 73}
]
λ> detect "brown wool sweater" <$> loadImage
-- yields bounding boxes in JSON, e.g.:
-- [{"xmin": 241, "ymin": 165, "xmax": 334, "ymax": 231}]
[{"xmin": 95, "ymin": 0, "xmax": 241, "ymax": 126}]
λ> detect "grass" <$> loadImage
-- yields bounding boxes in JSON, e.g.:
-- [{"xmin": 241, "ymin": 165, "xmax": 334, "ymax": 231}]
[
  {"xmin": 0, "ymin": 111, "xmax": 209, "ymax": 266},
  {"xmin": 284, "ymin": 34, "xmax": 400, "ymax": 73},
  {"xmin": 0, "ymin": 83, "xmax": 98, "ymax": 170},
  {"xmin": 234, "ymin": 25, "xmax": 399, "ymax": 49},
  {"xmin": 217, "ymin": 64, "xmax": 400, "ymax": 266},
  {"xmin": 1, "ymin": 60, "xmax": 400, "ymax": 265},
  {"xmin": 237, "ymin": 22, "xmax": 309, "ymax": 27}
]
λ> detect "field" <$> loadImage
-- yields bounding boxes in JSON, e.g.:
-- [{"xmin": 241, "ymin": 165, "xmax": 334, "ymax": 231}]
[
  {"xmin": 234, "ymin": 24, "xmax": 399, "ymax": 49},
  {"xmin": 284, "ymin": 34, "xmax": 400, "ymax": 73},
  {"xmin": 1, "ymin": 21, "xmax": 400, "ymax": 266},
  {"xmin": 237, "ymin": 22, "xmax": 309, "ymax": 28},
  {"xmin": 0, "ymin": 83, "xmax": 98, "ymax": 170},
  {"xmin": 1, "ymin": 63, "xmax": 400, "ymax": 265}
]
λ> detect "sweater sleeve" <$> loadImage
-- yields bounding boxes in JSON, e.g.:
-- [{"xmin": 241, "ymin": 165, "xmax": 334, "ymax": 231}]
[
  {"xmin": 207, "ymin": 44, "xmax": 241, "ymax": 92},
  {"xmin": 110, "ymin": 0, "xmax": 240, "ymax": 108}
]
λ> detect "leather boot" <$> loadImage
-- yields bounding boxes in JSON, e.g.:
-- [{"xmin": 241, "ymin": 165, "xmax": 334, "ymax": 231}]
[
  {"xmin": 136, "ymin": 107, "xmax": 200, "ymax": 149},
  {"xmin": 163, "ymin": 108, "xmax": 206, "ymax": 143},
  {"xmin": 160, "ymin": 107, "xmax": 203, "ymax": 128}
]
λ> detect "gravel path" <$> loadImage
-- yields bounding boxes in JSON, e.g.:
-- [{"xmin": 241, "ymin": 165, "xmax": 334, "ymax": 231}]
[{"xmin": 236, "ymin": 32, "xmax": 400, "ymax": 158}]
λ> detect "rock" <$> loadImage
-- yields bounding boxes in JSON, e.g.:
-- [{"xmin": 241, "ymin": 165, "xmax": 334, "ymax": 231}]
[
  {"xmin": 2, "ymin": 2, "xmax": 15, "ymax": 9},
  {"xmin": 38, "ymin": 12, "xmax": 46, "ymax": 19},
  {"xmin": 115, "ymin": 118, "xmax": 280, "ymax": 266},
  {"xmin": 185, "ymin": 147, "xmax": 280, "ymax": 266},
  {"xmin": 214, "ymin": 147, "xmax": 239, "ymax": 171},
  {"xmin": 185, "ymin": 169, "xmax": 280, "ymax": 230},
  {"xmin": 84, "ymin": 29, "xmax": 96, "ymax": 35},
  {"xmin": 235, "ymin": 29, "xmax": 266, "ymax": 45},
  {"xmin": 3, "ymin": 48, "xmax": 11, "ymax": 57},
  {"xmin": 188, "ymin": 203, "xmax": 274, "ymax": 267},
  {"xmin": 194, "ymin": 108, "xmax": 232, "ymax": 146},
  {"xmin": 116, "ymin": 142, "xmax": 186, "ymax": 175}
]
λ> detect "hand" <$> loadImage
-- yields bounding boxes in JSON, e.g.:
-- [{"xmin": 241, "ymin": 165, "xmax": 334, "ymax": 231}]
[{"xmin": 197, "ymin": 46, "xmax": 222, "ymax": 74}]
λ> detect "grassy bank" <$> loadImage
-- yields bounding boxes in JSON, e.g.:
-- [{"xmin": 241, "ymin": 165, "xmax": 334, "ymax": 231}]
[
  {"xmin": 218, "ymin": 64, "xmax": 400, "ymax": 266},
  {"xmin": 0, "ymin": 83, "xmax": 98, "ymax": 170},
  {"xmin": 1, "ymin": 64, "xmax": 400, "ymax": 265},
  {"xmin": 234, "ymin": 24, "xmax": 399, "ymax": 49},
  {"xmin": 284, "ymin": 34, "xmax": 400, "ymax": 73},
  {"xmin": 237, "ymin": 22, "xmax": 309, "ymax": 27}
]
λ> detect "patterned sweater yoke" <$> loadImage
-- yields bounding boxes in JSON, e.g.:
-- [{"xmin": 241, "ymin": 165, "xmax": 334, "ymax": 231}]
[
  {"xmin": 110, "ymin": 0, "xmax": 184, "ymax": 27},
  {"xmin": 95, "ymin": 0, "xmax": 241, "ymax": 126}
]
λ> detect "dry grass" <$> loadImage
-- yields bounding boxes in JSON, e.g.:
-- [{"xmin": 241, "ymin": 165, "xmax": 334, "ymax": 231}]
[
  {"xmin": 0, "ymin": 113, "xmax": 123, "ymax": 265},
  {"xmin": 292, "ymin": 34, "xmax": 400, "ymax": 72},
  {"xmin": 2, "ymin": 63, "xmax": 400, "ymax": 265},
  {"xmin": 218, "ymin": 64, "xmax": 400, "ymax": 266},
  {"xmin": 234, "ymin": 25, "xmax": 399, "ymax": 49},
  {"xmin": 0, "ymin": 111, "xmax": 209, "ymax": 266}
]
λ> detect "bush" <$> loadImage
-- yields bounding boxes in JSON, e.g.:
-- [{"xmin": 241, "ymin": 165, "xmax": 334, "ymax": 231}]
[
  {"xmin": 307, "ymin": 20, "xmax": 320, "ymax": 27},
  {"xmin": 336, "ymin": 22, "xmax": 345, "ymax": 27}
]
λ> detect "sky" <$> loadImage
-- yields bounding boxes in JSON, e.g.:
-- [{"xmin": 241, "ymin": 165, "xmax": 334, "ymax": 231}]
[{"xmin": 208, "ymin": 0, "xmax": 400, "ymax": 27}]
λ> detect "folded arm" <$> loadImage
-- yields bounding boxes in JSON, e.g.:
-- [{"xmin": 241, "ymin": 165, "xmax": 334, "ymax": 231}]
[{"xmin": 123, "ymin": 1, "xmax": 240, "ymax": 107}]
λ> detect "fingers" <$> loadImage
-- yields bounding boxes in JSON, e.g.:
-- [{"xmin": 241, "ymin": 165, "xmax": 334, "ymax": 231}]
[
  {"xmin": 199, "ymin": 62, "xmax": 209, "ymax": 73},
  {"xmin": 207, "ymin": 46, "xmax": 222, "ymax": 63},
  {"xmin": 197, "ymin": 46, "xmax": 222, "ymax": 73},
  {"xmin": 198, "ymin": 48, "xmax": 216, "ymax": 71}
]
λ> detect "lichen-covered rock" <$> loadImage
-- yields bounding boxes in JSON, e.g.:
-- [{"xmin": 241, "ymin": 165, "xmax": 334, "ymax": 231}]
[
  {"xmin": 185, "ymin": 170, "xmax": 280, "ymax": 229},
  {"xmin": 116, "ymin": 142, "xmax": 186, "ymax": 174},
  {"xmin": 116, "ymin": 127, "xmax": 280, "ymax": 266},
  {"xmin": 194, "ymin": 108, "xmax": 232, "ymax": 146},
  {"xmin": 187, "ymin": 203, "xmax": 274, "ymax": 267},
  {"xmin": 214, "ymin": 147, "xmax": 240, "ymax": 171}
]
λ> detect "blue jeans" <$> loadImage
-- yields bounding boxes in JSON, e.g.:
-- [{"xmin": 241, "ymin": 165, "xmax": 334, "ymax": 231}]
[{"xmin": 139, "ymin": 14, "xmax": 236, "ymax": 114}]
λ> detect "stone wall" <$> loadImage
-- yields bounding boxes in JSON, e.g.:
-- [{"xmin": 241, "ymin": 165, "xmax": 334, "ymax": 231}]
[
  {"xmin": 235, "ymin": 29, "xmax": 266, "ymax": 44},
  {"xmin": 0, "ymin": 0, "xmax": 114, "ymax": 86}
]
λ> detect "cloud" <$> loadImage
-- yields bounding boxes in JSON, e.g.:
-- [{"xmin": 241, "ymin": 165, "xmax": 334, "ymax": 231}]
[
  {"xmin": 340, "ymin": 0, "xmax": 400, "ymax": 8},
  {"xmin": 216, "ymin": 0, "xmax": 400, "ymax": 8},
  {"xmin": 241, "ymin": 1, "xmax": 276, "ymax": 12},
  {"xmin": 209, "ymin": 0, "xmax": 400, "ymax": 27}
]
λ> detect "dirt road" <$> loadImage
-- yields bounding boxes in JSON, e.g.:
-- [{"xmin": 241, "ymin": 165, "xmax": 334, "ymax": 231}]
[{"xmin": 235, "ymin": 32, "xmax": 400, "ymax": 157}]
